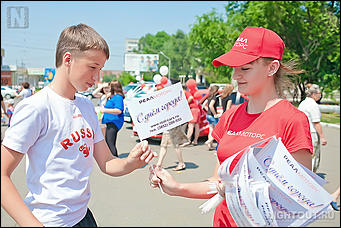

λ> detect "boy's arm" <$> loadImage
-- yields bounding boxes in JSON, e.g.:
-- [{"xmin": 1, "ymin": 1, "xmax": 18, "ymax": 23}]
[
  {"xmin": 1, "ymin": 145, "xmax": 44, "ymax": 227},
  {"xmin": 93, "ymin": 140, "xmax": 157, "ymax": 176}
]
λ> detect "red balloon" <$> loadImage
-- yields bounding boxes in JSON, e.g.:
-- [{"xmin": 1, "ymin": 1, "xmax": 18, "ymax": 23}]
[
  {"xmin": 193, "ymin": 91, "xmax": 202, "ymax": 100},
  {"xmin": 140, "ymin": 83, "xmax": 146, "ymax": 89},
  {"xmin": 156, "ymin": 84, "xmax": 164, "ymax": 90},
  {"xmin": 160, "ymin": 76, "xmax": 168, "ymax": 85},
  {"xmin": 186, "ymin": 79, "xmax": 197, "ymax": 91},
  {"xmin": 189, "ymin": 87, "xmax": 198, "ymax": 96}
]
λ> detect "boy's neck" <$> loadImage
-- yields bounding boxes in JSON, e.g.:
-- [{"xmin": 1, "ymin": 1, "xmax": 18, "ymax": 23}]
[{"xmin": 49, "ymin": 70, "xmax": 76, "ymax": 100}]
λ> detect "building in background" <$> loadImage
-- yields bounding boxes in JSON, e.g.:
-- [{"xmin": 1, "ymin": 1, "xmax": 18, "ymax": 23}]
[{"xmin": 125, "ymin": 38, "xmax": 139, "ymax": 53}]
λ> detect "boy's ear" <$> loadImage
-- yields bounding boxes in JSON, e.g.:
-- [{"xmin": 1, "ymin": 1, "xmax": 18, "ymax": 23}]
[{"xmin": 63, "ymin": 52, "xmax": 72, "ymax": 65}]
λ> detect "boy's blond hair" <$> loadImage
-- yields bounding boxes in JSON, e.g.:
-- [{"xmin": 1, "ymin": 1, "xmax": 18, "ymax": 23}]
[{"xmin": 55, "ymin": 24, "xmax": 109, "ymax": 67}]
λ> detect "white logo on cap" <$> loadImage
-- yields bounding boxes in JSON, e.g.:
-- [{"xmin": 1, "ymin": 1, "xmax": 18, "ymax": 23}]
[{"xmin": 234, "ymin": 37, "xmax": 248, "ymax": 49}]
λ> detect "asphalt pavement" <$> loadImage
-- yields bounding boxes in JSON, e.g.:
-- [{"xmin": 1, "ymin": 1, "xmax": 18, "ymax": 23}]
[{"xmin": 1, "ymin": 121, "xmax": 340, "ymax": 227}]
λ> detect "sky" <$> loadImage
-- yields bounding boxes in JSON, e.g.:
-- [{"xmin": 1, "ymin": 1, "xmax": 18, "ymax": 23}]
[{"xmin": 1, "ymin": 1, "xmax": 227, "ymax": 70}]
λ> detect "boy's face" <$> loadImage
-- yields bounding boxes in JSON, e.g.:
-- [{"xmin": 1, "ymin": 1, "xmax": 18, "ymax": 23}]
[{"xmin": 68, "ymin": 49, "xmax": 106, "ymax": 92}]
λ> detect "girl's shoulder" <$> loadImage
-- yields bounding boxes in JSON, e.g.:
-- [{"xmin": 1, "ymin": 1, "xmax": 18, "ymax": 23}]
[{"xmin": 269, "ymin": 99, "xmax": 308, "ymax": 122}]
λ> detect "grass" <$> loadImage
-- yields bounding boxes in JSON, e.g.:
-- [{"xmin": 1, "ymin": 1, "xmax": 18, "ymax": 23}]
[{"xmin": 321, "ymin": 112, "xmax": 340, "ymax": 125}]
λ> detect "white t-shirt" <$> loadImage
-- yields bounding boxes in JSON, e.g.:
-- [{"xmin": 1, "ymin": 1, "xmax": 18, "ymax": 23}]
[
  {"xmin": 99, "ymin": 94, "xmax": 107, "ymax": 108},
  {"xmin": 19, "ymin": 88, "xmax": 33, "ymax": 98},
  {"xmin": 298, "ymin": 97, "xmax": 321, "ymax": 133},
  {"xmin": 2, "ymin": 86, "xmax": 104, "ymax": 227}
]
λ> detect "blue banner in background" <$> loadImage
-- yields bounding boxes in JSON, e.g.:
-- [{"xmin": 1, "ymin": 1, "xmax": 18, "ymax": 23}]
[{"xmin": 44, "ymin": 68, "xmax": 55, "ymax": 84}]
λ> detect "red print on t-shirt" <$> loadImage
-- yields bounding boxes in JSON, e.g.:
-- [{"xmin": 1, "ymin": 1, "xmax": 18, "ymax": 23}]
[{"xmin": 79, "ymin": 143, "xmax": 90, "ymax": 157}]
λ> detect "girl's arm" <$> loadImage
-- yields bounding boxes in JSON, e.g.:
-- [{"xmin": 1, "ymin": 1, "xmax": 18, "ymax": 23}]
[
  {"xmin": 92, "ymin": 86, "xmax": 104, "ymax": 98},
  {"xmin": 209, "ymin": 99, "xmax": 217, "ymax": 117},
  {"xmin": 101, "ymin": 107, "xmax": 122, "ymax": 115},
  {"xmin": 150, "ymin": 160, "xmax": 221, "ymax": 199},
  {"xmin": 291, "ymin": 149, "xmax": 312, "ymax": 170},
  {"xmin": 225, "ymin": 99, "xmax": 233, "ymax": 111},
  {"xmin": 1, "ymin": 145, "xmax": 44, "ymax": 227}
]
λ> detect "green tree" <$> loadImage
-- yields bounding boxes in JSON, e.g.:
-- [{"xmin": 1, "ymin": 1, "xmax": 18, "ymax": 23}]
[
  {"xmin": 118, "ymin": 72, "xmax": 136, "ymax": 86},
  {"xmin": 188, "ymin": 1, "xmax": 340, "ymax": 100},
  {"xmin": 102, "ymin": 74, "xmax": 116, "ymax": 82},
  {"xmin": 189, "ymin": 9, "xmax": 237, "ymax": 84},
  {"xmin": 224, "ymin": 1, "xmax": 340, "ymax": 100},
  {"xmin": 138, "ymin": 30, "xmax": 196, "ymax": 80}
]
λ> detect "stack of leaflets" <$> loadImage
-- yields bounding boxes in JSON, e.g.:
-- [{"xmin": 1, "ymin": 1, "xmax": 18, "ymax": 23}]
[{"xmin": 199, "ymin": 136, "xmax": 333, "ymax": 227}]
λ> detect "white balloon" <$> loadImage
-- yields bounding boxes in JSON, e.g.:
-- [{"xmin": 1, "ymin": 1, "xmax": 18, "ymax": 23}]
[
  {"xmin": 153, "ymin": 74, "xmax": 162, "ymax": 84},
  {"xmin": 160, "ymin": 66, "xmax": 168, "ymax": 76},
  {"xmin": 135, "ymin": 75, "xmax": 141, "ymax": 81}
]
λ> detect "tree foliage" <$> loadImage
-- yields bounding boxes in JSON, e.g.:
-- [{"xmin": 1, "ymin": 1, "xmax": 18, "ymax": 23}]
[
  {"xmin": 136, "ymin": 1, "xmax": 339, "ymax": 100},
  {"xmin": 224, "ymin": 1, "xmax": 340, "ymax": 99},
  {"xmin": 117, "ymin": 72, "xmax": 136, "ymax": 86}
]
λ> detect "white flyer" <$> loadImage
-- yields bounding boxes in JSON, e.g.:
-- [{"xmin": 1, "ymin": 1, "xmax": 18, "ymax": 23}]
[
  {"xmin": 199, "ymin": 136, "xmax": 334, "ymax": 227},
  {"xmin": 125, "ymin": 82, "xmax": 193, "ymax": 140}
]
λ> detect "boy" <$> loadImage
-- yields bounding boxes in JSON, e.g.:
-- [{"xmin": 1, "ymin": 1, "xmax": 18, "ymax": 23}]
[{"xmin": 1, "ymin": 24, "xmax": 157, "ymax": 227}]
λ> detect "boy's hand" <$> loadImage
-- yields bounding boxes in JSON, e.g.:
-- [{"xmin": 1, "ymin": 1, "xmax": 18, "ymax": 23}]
[{"xmin": 127, "ymin": 140, "xmax": 158, "ymax": 169}]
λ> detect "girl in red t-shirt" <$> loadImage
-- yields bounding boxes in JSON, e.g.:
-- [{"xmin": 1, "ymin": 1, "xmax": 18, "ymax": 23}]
[{"xmin": 149, "ymin": 27, "xmax": 313, "ymax": 227}]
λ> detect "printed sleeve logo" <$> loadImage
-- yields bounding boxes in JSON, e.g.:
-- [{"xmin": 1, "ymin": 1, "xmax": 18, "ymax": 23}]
[{"xmin": 79, "ymin": 143, "xmax": 90, "ymax": 157}]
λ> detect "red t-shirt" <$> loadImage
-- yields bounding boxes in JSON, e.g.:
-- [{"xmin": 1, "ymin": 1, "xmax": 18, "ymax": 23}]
[
  {"xmin": 184, "ymin": 90, "xmax": 199, "ymax": 109},
  {"xmin": 211, "ymin": 99, "xmax": 313, "ymax": 227}
]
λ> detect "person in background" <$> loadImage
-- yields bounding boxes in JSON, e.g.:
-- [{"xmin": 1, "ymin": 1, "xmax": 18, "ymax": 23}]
[
  {"xmin": 298, "ymin": 83, "xmax": 327, "ymax": 172},
  {"xmin": 149, "ymin": 26, "xmax": 313, "ymax": 227},
  {"xmin": 1, "ymin": 94, "xmax": 8, "ymax": 128},
  {"xmin": 220, "ymin": 83, "xmax": 234, "ymax": 113},
  {"xmin": 156, "ymin": 83, "xmax": 189, "ymax": 171},
  {"xmin": 92, "ymin": 82, "xmax": 111, "ymax": 136},
  {"xmin": 6, "ymin": 99, "xmax": 15, "ymax": 127},
  {"xmin": 1, "ymin": 94, "xmax": 7, "ymax": 116},
  {"xmin": 229, "ymin": 79, "xmax": 248, "ymax": 106},
  {"xmin": 331, "ymin": 186, "xmax": 340, "ymax": 211},
  {"xmin": 1, "ymin": 23, "xmax": 157, "ymax": 227},
  {"xmin": 101, "ymin": 80, "xmax": 125, "ymax": 157},
  {"xmin": 16, "ymin": 82, "xmax": 33, "ymax": 99},
  {"xmin": 181, "ymin": 85, "xmax": 200, "ymax": 147},
  {"xmin": 203, "ymin": 85, "xmax": 220, "ymax": 150}
]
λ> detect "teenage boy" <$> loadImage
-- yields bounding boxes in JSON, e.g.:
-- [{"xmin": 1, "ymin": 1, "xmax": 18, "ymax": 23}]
[{"xmin": 1, "ymin": 24, "xmax": 157, "ymax": 227}]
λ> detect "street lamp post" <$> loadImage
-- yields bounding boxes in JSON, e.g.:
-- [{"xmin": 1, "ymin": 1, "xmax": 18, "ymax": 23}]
[{"xmin": 159, "ymin": 51, "xmax": 171, "ymax": 79}]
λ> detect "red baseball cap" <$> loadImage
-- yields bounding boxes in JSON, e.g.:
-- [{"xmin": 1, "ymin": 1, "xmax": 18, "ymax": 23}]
[{"xmin": 212, "ymin": 27, "xmax": 285, "ymax": 67}]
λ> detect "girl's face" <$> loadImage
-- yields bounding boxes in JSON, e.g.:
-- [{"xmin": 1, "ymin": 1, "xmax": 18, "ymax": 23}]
[
  {"xmin": 232, "ymin": 59, "xmax": 275, "ymax": 96},
  {"xmin": 103, "ymin": 84, "xmax": 110, "ymax": 94}
]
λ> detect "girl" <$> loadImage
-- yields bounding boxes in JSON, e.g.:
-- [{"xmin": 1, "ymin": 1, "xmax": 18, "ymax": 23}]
[
  {"xmin": 221, "ymin": 83, "xmax": 234, "ymax": 113},
  {"xmin": 92, "ymin": 82, "xmax": 111, "ymax": 136},
  {"xmin": 149, "ymin": 26, "xmax": 313, "ymax": 227},
  {"xmin": 101, "ymin": 80, "xmax": 125, "ymax": 157},
  {"xmin": 203, "ymin": 85, "xmax": 220, "ymax": 150}
]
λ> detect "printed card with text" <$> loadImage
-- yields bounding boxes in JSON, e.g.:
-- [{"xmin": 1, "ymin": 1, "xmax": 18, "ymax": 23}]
[{"xmin": 125, "ymin": 82, "xmax": 193, "ymax": 140}]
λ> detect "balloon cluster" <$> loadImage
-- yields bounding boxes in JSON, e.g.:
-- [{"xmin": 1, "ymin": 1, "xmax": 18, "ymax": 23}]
[
  {"xmin": 186, "ymin": 79, "xmax": 201, "ymax": 100},
  {"xmin": 153, "ymin": 74, "xmax": 170, "ymax": 90}
]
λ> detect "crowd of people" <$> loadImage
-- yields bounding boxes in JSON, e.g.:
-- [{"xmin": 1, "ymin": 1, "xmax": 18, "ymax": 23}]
[{"xmin": 1, "ymin": 23, "xmax": 339, "ymax": 227}]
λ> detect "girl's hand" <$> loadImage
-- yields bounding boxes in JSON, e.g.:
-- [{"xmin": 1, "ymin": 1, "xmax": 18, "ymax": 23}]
[
  {"xmin": 149, "ymin": 165, "xmax": 180, "ymax": 196},
  {"xmin": 216, "ymin": 181, "xmax": 225, "ymax": 198}
]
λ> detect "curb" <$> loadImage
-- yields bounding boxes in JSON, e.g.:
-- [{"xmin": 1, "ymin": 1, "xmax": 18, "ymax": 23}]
[{"xmin": 321, "ymin": 122, "xmax": 340, "ymax": 129}]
